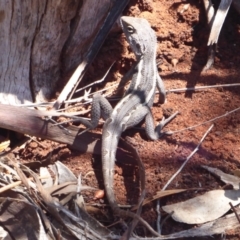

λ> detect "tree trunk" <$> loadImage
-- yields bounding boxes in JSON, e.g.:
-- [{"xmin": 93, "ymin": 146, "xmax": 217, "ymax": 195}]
[{"xmin": 0, "ymin": 0, "xmax": 114, "ymax": 105}]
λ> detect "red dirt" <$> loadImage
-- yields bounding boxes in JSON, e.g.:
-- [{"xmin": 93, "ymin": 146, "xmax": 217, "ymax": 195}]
[{"xmin": 18, "ymin": 0, "xmax": 240, "ymax": 239}]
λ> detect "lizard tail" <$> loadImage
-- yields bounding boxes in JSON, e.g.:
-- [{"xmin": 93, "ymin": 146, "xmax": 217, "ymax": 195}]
[{"xmin": 101, "ymin": 127, "xmax": 120, "ymax": 211}]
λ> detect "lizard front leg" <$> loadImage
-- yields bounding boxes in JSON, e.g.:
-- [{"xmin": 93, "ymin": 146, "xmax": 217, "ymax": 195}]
[
  {"xmin": 156, "ymin": 73, "xmax": 166, "ymax": 104},
  {"xmin": 77, "ymin": 93, "xmax": 112, "ymax": 131}
]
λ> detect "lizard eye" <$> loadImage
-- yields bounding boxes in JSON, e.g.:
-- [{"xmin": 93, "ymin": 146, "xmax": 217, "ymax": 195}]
[{"xmin": 127, "ymin": 25, "xmax": 134, "ymax": 33}]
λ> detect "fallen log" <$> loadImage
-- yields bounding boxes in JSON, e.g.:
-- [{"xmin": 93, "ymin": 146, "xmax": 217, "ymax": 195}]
[
  {"xmin": 0, "ymin": 104, "xmax": 135, "ymax": 164},
  {"xmin": 0, "ymin": 104, "xmax": 101, "ymax": 154}
]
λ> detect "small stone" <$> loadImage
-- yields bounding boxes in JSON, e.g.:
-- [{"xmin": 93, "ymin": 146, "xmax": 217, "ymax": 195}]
[
  {"xmin": 29, "ymin": 142, "xmax": 38, "ymax": 149},
  {"xmin": 94, "ymin": 190, "xmax": 105, "ymax": 199},
  {"xmin": 171, "ymin": 58, "xmax": 178, "ymax": 67}
]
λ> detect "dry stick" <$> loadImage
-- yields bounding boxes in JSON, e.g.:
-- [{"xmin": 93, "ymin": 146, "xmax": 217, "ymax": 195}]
[
  {"xmin": 64, "ymin": 82, "xmax": 240, "ymax": 108},
  {"xmin": 67, "ymin": 84, "xmax": 117, "ymax": 104},
  {"xmin": 53, "ymin": 82, "xmax": 240, "ymax": 116},
  {"xmin": 53, "ymin": 0, "xmax": 129, "ymax": 110},
  {"xmin": 156, "ymin": 197, "xmax": 161, "ymax": 234},
  {"xmin": 165, "ymin": 106, "xmax": 240, "ymax": 135},
  {"xmin": 15, "ymin": 102, "xmax": 54, "ymax": 107},
  {"xmin": 17, "ymin": 81, "xmax": 119, "ymax": 111},
  {"xmin": 164, "ymin": 124, "xmax": 213, "ymax": 189},
  {"xmin": 12, "ymin": 81, "xmax": 118, "ymax": 109},
  {"xmin": 124, "ymin": 190, "xmax": 146, "ymax": 239},
  {"xmin": 119, "ymin": 139, "xmax": 162, "ymax": 237},
  {"xmin": 60, "ymin": 62, "xmax": 115, "ymax": 107},
  {"xmin": 229, "ymin": 202, "xmax": 240, "ymax": 224},
  {"xmin": 0, "ymin": 176, "xmax": 50, "ymax": 193},
  {"xmin": 75, "ymin": 62, "xmax": 115, "ymax": 94},
  {"xmin": 166, "ymin": 83, "xmax": 240, "ymax": 93},
  {"xmin": 15, "ymin": 82, "xmax": 240, "ymax": 109},
  {"xmin": 56, "ymin": 69, "xmax": 123, "ymax": 116},
  {"xmin": 0, "ymin": 181, "xmax": 22, "ymax": 193},
  {"xmin": 0, "ymin": 103, "xmax": 102, "ymax": 154},
  {"xmin": 59, "ymin": 86, "xmax": 118, "ymax": 114},
  {"xmin": 156, "ymin": 124, "xmax": 214, "ymax": 234}
]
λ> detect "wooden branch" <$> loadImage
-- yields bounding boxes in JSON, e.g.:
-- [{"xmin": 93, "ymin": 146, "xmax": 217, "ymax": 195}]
[
  {"xmin": 0, "ymin": 104, "xmax": 101, "ymax": 154},
  {"xmin": 0, "ymin": 104, "xmax": 134, "ymax": 163}
]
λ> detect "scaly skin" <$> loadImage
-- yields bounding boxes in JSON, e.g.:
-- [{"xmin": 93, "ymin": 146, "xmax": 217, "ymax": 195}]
[
  {"xmin": 102, "ymin": 16, "xmax": 165, "ymax": 217},
  {"xmin": 75, "ymin": 17, "xmax": 173, "ymax": 236}
]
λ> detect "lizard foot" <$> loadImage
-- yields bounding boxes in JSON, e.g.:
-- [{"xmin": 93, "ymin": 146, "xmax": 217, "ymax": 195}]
[{"xmin": 158, "ymin": 111, "xmax": 179, "ymax": 132}]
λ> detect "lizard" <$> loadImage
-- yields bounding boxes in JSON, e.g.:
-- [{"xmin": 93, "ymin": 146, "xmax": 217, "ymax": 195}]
[{"xmin": 77, "ymin": 16, "xmax": 176, "ymax": 235}]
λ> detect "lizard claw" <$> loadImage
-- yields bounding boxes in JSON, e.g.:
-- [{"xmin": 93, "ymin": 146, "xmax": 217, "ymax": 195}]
[
  {"xmin": 157, "ymin": 111, "xmax": 178, "ymax": 128},
  {"xmin": 78, "ymin": 127, "xmax": 91, "ymax": 135},
  {"xmin": 83, "ymin": 88, "xmax": 92, "ymax": 101}
]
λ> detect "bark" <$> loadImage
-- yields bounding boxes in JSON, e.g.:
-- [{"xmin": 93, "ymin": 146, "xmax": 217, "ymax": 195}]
[
  {"xmin": 0, "ymin": 103, "xmax": 102, "ymax": 153},
  {"xmin": 0, "ymin": 0, "xmax": 117, "ymax": 105}
]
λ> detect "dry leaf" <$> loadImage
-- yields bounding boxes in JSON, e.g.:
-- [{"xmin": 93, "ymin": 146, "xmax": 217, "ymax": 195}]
[
  {"xmin": 162, "ymin": 189, "xmax": 240, "ymax": 224},
  {"xmin": 0, "ymin": 139, "xmax": 10, "ymax": 153},
  {"xmin": 162, "ymin": 209, "xmax": 240, "ymax": 239},
  {"xmin": 55, "ymin": 161, "xmax": 77, "ymax": 183},
  {"xmin": 132, "ymin": 189, "xmax": 194, "ymax": 211},
  {"xmin": 202, "ymin": 165, "xmax": 240, "ymax": 189},
  {"xmin": 0, "ymin": 198, "xmax": 48, "ymax": 239},
  {"xmin": 40, "ymin": 167, "xmax": 53, "ymax": 188}
]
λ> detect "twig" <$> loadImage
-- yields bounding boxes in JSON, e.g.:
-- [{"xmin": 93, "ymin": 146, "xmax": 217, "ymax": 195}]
[
  {"xmin": 155, "ymin": 124, "xmax": 213, "ymax": 234},
  {"xmin": 47, "ymin": 117, "xmax": 71, "ymax": 134},
  {"xmin": 166, "ymin": 83, "xmax": 240, "ymax": 93},
  {"xmin": 68, "ymin": 82, "xmax": 240, "ymax": 108},
  {"xmin": 156, "ymin": 198, "xmax": 161, "ymax": 234},
  {"xmin": 0, "ymin": 181, "xmax": 23, "ymax": 193},
  {"xmin": 15, "ymin": 102, "xmax": 54, "ymax": 107},
  {"xmin": 160, "ymin": 212, "xmax": 174, "ymax": 229},
  {"xmin": 64, "ymin": 83, "xmax": 118, "ymax": 106},
  {"xmin": 53, "ymin": 116, "xmax": 105, "ymax": 126},
  {"xmin": 107, "ymin": 219, "xmax": 124, "ymax": 229},
  {"xmin": 123, "ymin": 190, "xmax": 146, "ymax": 239},
  {"xmin": 162, "ymin": 124, "xmax": 214, "ymax": 191},
  {"xmin": 53, "ymin": 0, "xmax": 129, "ymax": 110},
  {"xmin": 0, "ymin": 175, "xmax": 51, "ymax": 193},
  {"xmin": 165, "ymin": 106, "xmax": 240, "ymax": 135},
  {"xmin": 14, "ymin": 83, "xmax": 240, "ymax": 108},
  {"xmin": 64, "ymin": 88, "xmax": 92, "ymax": 104},
  {"xmin": 87, "ymin": 203, "xmax": 132, "ymax": 208},
  {"xmin": 75, "ymin": 62, "xmax": 115, "ymax": 93},
  {"xmin": 61, "ymin": 62, "xmax": 115, "ymax": 106},
  {"xmin": 229, "ymin": 202, "xmax": 240, "ymax": 224}
]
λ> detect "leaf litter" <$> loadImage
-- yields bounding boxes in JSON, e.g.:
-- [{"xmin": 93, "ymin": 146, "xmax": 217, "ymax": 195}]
[{"xmin": 0, "ymin": 156, "xmax": 113, "ymax": 240}]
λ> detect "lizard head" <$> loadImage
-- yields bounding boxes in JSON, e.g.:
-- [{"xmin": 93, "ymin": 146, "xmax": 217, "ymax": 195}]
[{"xmin": 120, "ymin": 16, "xmax": 157, "ymax": 57}]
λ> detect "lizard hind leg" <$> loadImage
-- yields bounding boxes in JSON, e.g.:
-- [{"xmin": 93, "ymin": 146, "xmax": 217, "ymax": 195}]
[
  {"xmin": 145, "ymin": 110, "xmax": 178, "ymax": 140},
  {"xmin": 123, "ymin": 106, "xmax": 149, "ymax": 131},
  {"xmin": 77, "ymin": 93, "xmax": 113, "ymax": 135}
]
